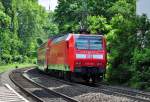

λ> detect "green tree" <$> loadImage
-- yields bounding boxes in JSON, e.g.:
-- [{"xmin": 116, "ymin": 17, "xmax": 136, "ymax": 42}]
[
  {"xmin": 0, "ymin": 0, "xmax": 58, "ymax": 63},
  {"xmin": 130, "ymin": 15, "xmax": 150, "ymax": 89},
  {"xmin": 106, "ymin": 0, "xmax": 137, "ymax": 84},
  {"xmin": 87, "ymin": 15, "xmax": 111, "ymax": 34},
  {"xmin": 0, "ymin": 2, "xmax": 11, "ymax": 64},
  {"xmin": 55, "ymin": 0, "xmax": 116, "ymax": 33}
]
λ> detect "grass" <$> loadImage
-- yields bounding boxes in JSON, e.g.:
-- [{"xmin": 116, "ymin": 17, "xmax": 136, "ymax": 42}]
[{"xmin": 0, "ymin": 63, "xmax": 37, "ymax": 73}]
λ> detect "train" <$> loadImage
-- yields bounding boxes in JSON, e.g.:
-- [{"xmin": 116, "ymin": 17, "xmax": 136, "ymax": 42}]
[{"xmin": 37, "ymin": 33, "xmax": 107, "ymax": 83}]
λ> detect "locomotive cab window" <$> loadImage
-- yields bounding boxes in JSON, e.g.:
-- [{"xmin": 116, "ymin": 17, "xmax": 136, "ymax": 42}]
[
  {"xmin": 75, "ymin": 35, "xmax": 103, "ymax": 50},
  {"xmin": 76, "ymin": 39, "xmax": 89, "ymax": 50}
]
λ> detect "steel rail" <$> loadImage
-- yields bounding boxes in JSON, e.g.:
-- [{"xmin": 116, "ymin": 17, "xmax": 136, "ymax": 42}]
[
  {"xmin": 48, "ymin": 77, "xmax": 150, "ymax": 102},
  {"xmin": 98, "ymin": 86, "xmax": 150, "ymax": 102},
  {"xmin": 9, "ymin": 70, "xmax": 44, "ymax": 102},
  {"xmin": 22, "ymin": 73, "xmax": 79, "ymax": 102},
  {"xmin": 23, "ymin": 68, "xmax": 150, "ymax": 102},
  {"xmin": 22, "ymin": 68, "xmax": 79, "ymax": 102},
  {"xmin": 97, "ymin": 83, "xmax": 150, "ymax": 102},
  {"xmin": 37, "ymin": 70, "xmax": 150, "ymax": 102}
]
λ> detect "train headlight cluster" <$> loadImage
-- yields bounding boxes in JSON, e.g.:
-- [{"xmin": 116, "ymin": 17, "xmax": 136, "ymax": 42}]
[
  {"xmin": 93, "ymin": 54, "xmax": 103, "ymax": 59},
  {"xmin": 97, "ymin": 62, "xmax": 102, "ymax": 66},
  {"xmin": 76, "ymin": 54, "xmax": 86, "ymax": 59},
  {"xmin": 76, "ymin": 54, "xmax": 103, "ymax": 59},
  {"xmin": 76, "ymin": 62, "xmax": 81, "ymax": 65}
]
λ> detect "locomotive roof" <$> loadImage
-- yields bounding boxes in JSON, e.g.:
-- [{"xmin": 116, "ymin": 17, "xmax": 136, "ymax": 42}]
[
  {"xmin": 47, "ymin": 34, "xmax": 104, "ymax": 44},
  {"xmin": 39, "ymin": 34, "xmax": 103, "ymax": 49},
  {"xmin": 49, "ymin": 33, "xmax": 103, "ymax": 39},
  {"xmin": 73, "ymin": 34, "xmax": 103, "ymax": 36}
]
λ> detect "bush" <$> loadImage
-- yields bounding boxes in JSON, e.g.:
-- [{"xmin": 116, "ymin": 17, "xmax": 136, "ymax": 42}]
[{"xmin": 129, "ymin": 48, "xmax": 150, "ymax": 90}]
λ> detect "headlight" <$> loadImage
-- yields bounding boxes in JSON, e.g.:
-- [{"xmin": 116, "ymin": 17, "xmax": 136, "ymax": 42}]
[
  {"xmin": 93, "ymin": 54, "xmax": 103, "ymax": 59},
  {"xmin": 76, "ymin": 54, "xmax": 86, "ymax": 59}
]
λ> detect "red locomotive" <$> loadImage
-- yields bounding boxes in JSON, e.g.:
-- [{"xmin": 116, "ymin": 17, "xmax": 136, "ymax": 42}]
[{"xmin": 37, "ymin": 33, "xmax": 107, "ymax": 83}]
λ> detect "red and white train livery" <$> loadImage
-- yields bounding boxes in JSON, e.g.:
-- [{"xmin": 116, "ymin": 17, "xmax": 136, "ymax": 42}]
[{"xmin": 37, "ymin": 33, "xmax": 107, "ymax": 82}]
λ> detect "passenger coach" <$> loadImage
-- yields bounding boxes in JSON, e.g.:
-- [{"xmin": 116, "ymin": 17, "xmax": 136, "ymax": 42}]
[{"xmin": 37, "ymin": 34, "xmax": 107, "ymax": 83}]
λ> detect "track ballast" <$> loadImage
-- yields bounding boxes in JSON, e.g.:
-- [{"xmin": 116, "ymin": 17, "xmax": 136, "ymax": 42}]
[
  {"xmin": 9, "ymin": 68, "xmax": 79, "ymax": 102},
  {"xmin": 9, "ymin": 67, "xmax": 150, "ymax": 102}
]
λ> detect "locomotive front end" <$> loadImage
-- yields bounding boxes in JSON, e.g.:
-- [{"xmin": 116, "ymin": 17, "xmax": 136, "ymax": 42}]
[{"xmin": 74, "ymin": 34, "xmax": 107, "ymax": 82}]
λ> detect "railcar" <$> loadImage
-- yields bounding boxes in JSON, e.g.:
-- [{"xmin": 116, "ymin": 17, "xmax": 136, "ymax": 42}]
[{"xmin": 37, "ymin": 33, "xmax": 107, "ymax": 83}]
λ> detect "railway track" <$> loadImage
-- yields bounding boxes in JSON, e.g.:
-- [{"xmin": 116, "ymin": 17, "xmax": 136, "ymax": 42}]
[
  {"xmin": 41, "ymin": 71, "xmax": 150, "ymax": 102},
  {"xmin": 96, "ymin": 83, "xmax": 150, "ymax": 102},
  {"xmin": 10, "ymin": 67, "xmax": 150, "ymax": 102},
  {"xmin": 9, "ymin": 68, "xmax": 79, "ymax": 102},
  {"xmin": 43, "ymin": 76, "xmax": 150, "ymax": 102},
  {"xmin": 24, "ymin": 68, "xmax": 150, "ymax": 102}
]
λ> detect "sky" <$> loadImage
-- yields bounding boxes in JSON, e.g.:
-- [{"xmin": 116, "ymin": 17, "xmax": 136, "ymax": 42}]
[
  {"xmin": 136, "ymin": 0, "xmax": 150, "ymax": 18},
  {"xmin": 38, "ymin": 0, "xmax": 58, "ymax": 11}
]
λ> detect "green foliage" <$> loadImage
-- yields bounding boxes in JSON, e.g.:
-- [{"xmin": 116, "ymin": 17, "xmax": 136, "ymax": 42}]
[
  {"xmin": 0, "ymin": 11, "xmax": 11, "ymax": 28},
  {"xmin": 106, "ymin": 0, "xmax": 150, "ymax": 90},
  {"xmin": 0, "ymin": 0, "xmax": 58, "ymax": 64},
  {"xmin": 0, "ymin": 7, "xmax": 11, "ymax": 64},
  {"xmin": 0, "ymin": 2, "xmax": 4, "ymax": 11},
  {"xmin": 129, "ymin": 15, "xmax": 150, "ymax": 90},
  {"xmin": 87, "ymin": 16, "xmax": 111, "ymax": 34},
  {"xmin": 106, "ymin": 0, "xmax": 137, "ymax": 84},
  {"xmin": 0, "ymin": 63, "xmax": 36, "ymax": 73},
  {"xmin": 107, "ymin": 0, "xmax": 135, "ymax": 17},
  {"xmin": 130, "ymin": 48, "xmax": 150, "ymax": 89},
  {"xmin": 55, "ymin": 0, "xmax": 81, "ymax": 33},
  {"xmin": 55, "ymin": 0, "xmax": 116, "ymax": 33}
]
